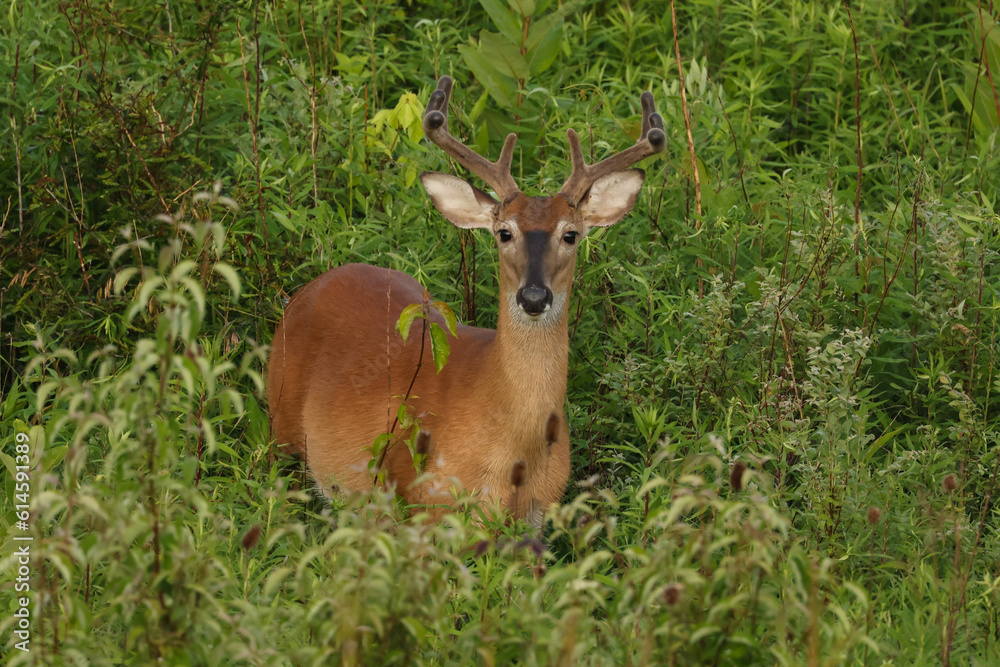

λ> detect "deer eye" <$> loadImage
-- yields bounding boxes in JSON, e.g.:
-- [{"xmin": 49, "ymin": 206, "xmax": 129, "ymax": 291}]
[
  {"xmin": 498, "ymin": 229, "xmax": 513, "ymax": 243},
  {"xmin": 562, "ymin": 231, "xmax": 578, "ymax": 245}
]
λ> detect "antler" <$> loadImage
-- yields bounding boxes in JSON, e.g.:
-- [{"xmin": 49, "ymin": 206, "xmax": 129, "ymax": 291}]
[
  {"xmin": 422, "ymin": 76, "xmax": 520, "ymax": 200},
  {"xmin": 559, "ymin": 92, "xmax": 666, "ymax": 204}
]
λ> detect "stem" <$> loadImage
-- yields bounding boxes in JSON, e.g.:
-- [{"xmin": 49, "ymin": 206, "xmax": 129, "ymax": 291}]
[
  {"xmin": 374, "ymin": 303, "xmax": 429, "ymax": 474},
  {"xmin": 844, "ymin": 2, "xmax": 864, "ymax": 312},
  {"xmin": 669, "ymin": 0, "xmax": 701, "ymax": 221},
  {"xmin": 237, "ymin": 18, "xmax": 268, "ymax": 254}
]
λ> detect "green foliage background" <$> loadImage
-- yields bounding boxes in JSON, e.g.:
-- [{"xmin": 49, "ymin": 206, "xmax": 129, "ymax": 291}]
[{"xmin": 1, "ymin": 0, "xmax": 1000, "ymax": 664}]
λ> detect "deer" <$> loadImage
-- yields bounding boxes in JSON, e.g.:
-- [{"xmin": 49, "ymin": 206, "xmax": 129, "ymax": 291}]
[{"xmin": 267, "ymin": 76, "xmax": 664, "ymax": 528}]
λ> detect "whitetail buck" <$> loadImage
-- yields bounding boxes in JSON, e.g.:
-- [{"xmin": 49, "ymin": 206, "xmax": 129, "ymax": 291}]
[{"xmin": 268, "ymin": 76, "xmax": 664, "ymax": 526}]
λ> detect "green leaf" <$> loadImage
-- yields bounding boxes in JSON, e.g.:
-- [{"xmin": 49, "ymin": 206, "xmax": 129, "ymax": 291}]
[
  {"xmin": 397, "ymin": 92, "xmax": 425, "ymax": 143},
  {"xmin": 431, "ymin": 300, "xmax": 458, "ymax": 337},
  {"xmin": 679, "ymin": 153, "xmax": 712, "ymax": 186},
  {"xmin": 509, "ymin": 0, "xmax": 535, "ymax": 17},
  {"xmin": 951, "ymin": 82, "xmax": 973, "ymax": 115},
  {"xmin": 479, "ymin": 0, "xmax": 521, "ymax": 44},
  {"xmin": 130, "ymin": 276, "xmax": 165, "ymax": 320},
  {"xmin": 525, "ymin": 17, "xmax": 563, "ymax": 76},
  {"xmin": 690, "ymin": 625, "xmax": 722, "ymax": 643},
  {"xmin": 170, "ymin": 259, "xmax": 197, "ymax": 283},
  {"xmin": 396, "ymin": 303, "xmax": 425, "ymax": 343},
  {"xmin": 481, "ymin": 31, "xmax": 530, "ymax": 80},
  {"xmin": 262, "ymin": 567, "xmax": 294, "ymax": 598},
  {"xmin": 429, "ymin": 322, "xmax": 451, "ymax": 373},
  {"xmin": 42, "ymin": 445, "xmax": 68, "ymax": 473},
  {"xmin": 180, "ymin": 276, "xmax": 207, "ymax": 318},
  {"xmin": 2, "ymin": 383, "xmax": 21, "ymax": 422},
  {"xmin": 368, "ymin": 433, "xmax": 391, "ymax": 472},
  {"xmin": 468, "ymin": 89, "xmax": 490, "ymax": 124},
  {"xmin": 459, "ymin": 44, "xmax": 516, "ymax": 109},
  {"xmin": 401, "ymin": 616, "xmax": 428, "ymax": 641},
  {"xmin": 244, "ymin": 395, "xmax": 269, "ymax": 447},
  {"xmin": 525, "ymin": 0, "xmax": 583, "ymax": 50},
  {"xmin": 862, "ymin": 426, "xmax": 906, "ymax": 463},
  {"xmin": 213, "ymin": 262, "xmax": 242, "ymax": 300},
  {"xmin": 113, "ymin": 267, "xmax": 140, "ymax": 294},
  {"xmin": 271, "ymin": 210, "xmax": 297, "ymax": 232},
  {"xmin": 334, "ymin": 52, "xmax": 367, "ymax": 76}
]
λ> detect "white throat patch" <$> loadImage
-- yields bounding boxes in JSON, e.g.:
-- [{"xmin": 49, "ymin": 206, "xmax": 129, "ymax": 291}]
[{"xmin": 507, "ymin": 290, "xmax": 567, "ymax": 327}]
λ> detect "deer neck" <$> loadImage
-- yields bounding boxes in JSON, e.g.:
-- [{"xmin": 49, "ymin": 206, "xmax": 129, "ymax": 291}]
[{"xmin": 482, "ymin": 279, "xmax": 570, "ymax": 426}]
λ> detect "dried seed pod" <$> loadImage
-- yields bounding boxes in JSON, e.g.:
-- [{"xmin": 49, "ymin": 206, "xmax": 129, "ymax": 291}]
[
  {"xmin": 527, "ymin": 538, "xmax": 544, "ymax": 558},
  {"xmin": 241, "ymin": 524, "xmax": 262, "ymax": 551},
  {"xmin": 729, "ymin": 461, "xmax": 747, "ymax": 492},
  {"xmin": 514, "ymin": 537, "xmax": 545, "ymax": 558},
  {"xmin": 474, "ymin": 539, "xmax": 490, "ymax": 558},
  {"xmin": 867, "ymin": 506, "xmax": 882, "ymax": 525},
  {"xmin": 663, "ymin": 583, "xmax": 684, "ymax": 605}
]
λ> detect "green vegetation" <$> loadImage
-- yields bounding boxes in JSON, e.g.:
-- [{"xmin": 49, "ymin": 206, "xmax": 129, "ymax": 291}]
[{"xmin": 2, "ymin": 0, "xmax": 999, "ymax": 664}]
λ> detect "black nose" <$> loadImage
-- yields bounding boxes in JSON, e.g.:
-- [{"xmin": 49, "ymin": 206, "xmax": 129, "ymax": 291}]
[{"xmin": 517, "ymin": 286, "xmax": 552, "ymax": 315}]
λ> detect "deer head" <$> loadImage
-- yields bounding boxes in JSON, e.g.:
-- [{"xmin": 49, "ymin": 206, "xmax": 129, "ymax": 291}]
[{"xmin": 420, "ymin": 76, "xmax": 665, "ymax": 327}]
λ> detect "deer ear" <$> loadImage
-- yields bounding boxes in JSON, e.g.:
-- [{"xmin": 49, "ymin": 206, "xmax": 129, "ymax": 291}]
[
  {"xmin": 421, "ymin": 172, "xmax": 497, "ymax": 229},
  {"xmin": 577, "ymin": 169, "xmax": 645, "ymax": 228}
]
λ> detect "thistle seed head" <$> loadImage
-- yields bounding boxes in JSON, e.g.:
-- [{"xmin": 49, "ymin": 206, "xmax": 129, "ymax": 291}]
[
  {"xmin": 867, "ymin": 506, "xmax": 882, "ymax": 525},
  {"xmin": 943, "ymin": 473, "xmax": 957, "ymax": 493}
]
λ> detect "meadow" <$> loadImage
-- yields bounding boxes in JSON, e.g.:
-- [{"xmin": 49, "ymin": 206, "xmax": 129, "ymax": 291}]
[{"xmin": 1, "ymin": 0, "xmax": 999, "ymax": 664}]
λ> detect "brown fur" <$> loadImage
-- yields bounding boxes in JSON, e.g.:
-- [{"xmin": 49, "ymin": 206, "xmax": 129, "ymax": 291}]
[
  {"xmin": 268, "ymin": 161, "xmax": 645, "ymax": 527},
  {"xmin": 268, "ymin": 251, "xmax": 573, "ymax": 525}
]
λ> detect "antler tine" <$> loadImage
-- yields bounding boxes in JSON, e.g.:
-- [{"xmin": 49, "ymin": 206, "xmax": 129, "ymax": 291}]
[
  {"xmin": 559, "ymin": 91, "xmax": 666, "ymax": 204},
  {"xmin": 423, "ymin": 76, "xmax": 520, "ymax": 200}
]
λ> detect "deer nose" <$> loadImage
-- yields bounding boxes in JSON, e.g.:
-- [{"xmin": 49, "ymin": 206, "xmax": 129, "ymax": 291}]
[{"xmin": 517, "ymin": 286, "xmax": 552, "ymax": 315}]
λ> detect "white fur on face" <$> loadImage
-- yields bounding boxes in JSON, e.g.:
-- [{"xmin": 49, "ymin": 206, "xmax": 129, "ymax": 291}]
[{"xmin": 506, "ymin": 290, "xmax": 568, "ymax": 327}]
